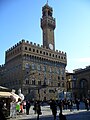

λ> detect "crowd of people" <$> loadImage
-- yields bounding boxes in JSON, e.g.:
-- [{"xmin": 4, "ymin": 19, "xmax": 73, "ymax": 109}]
[{"xmin": 0, "ymin": 97, "xmax": 90, "ymax": 120}]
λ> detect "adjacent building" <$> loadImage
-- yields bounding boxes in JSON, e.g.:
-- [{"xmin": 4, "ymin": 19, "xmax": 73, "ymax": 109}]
[
  {"xmin": 66, "ymin": 72, "xmax": 77, "ymax": 99},
  {"xmin": 66, "ymin": 66, "xmax": 90, "ymax": 100},
  {"xmin": 74, "ymin": 66, "xmax": 90, "ymax": 99},
  {"xmin": 0, "ymin": 3, "xmax": 67, "ymax": 101}
]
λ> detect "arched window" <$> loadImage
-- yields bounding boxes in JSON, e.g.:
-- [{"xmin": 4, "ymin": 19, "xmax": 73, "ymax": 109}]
[{"xmin": 80, "ymin": 79, "xmax": 88, "ymax": 89}]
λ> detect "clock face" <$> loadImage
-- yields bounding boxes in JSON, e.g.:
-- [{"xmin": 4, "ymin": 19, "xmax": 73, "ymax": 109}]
[{"xmin": 49, "ymin": 44, "xmax": 53, "ymax": 50}]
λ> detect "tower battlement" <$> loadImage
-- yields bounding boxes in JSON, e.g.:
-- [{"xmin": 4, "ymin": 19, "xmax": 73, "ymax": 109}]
[{"xmin": 6, "ymin": 39, "xmax": 66, "ymax": 55}]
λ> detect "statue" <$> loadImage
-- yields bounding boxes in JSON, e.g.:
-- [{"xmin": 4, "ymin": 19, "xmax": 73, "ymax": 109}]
[{"xmin": 18, "ymin": 88, "xmax": 24, "ymax": 101}]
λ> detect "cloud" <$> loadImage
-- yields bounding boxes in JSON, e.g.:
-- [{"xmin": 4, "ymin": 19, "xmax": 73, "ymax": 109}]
[
  {"xmin": 74, "ymin": 57, "xmax": 90, "ymax": 63},
  {"xmin": 67, "ymin": 57, "xmax": 90, "ymax": 72},
  {"xmin": 68, "ymin": 57, "xmax": 90, "ymax": 63}
]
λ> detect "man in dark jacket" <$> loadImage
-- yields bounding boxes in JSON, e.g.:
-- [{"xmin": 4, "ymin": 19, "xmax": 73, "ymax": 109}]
[{"xmin": 49, "ymin": 99, "xmax": 57, "ymax": 120}]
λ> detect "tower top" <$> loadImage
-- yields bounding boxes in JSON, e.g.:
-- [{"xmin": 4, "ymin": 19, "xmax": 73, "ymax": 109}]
[
  {"xmin": 41, "ymin": 2, "xmax": 56, "ymax": 50},
  {"xmin": 47, "ymin": 0, "xmax": 48, "ymax": 4}
]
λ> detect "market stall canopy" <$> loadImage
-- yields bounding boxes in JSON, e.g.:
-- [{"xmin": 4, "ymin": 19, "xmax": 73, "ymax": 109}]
[
  {"xmin": 0, "ymin": 92, "xmax": 11, "ymax": 98},
  {"xmin": 0, "ymin": 91, "xmax": 21, "ymax": 101}
]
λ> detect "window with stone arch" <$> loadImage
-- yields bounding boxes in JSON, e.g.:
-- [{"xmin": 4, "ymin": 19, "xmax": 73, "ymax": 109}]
[{"xmin": 80, "ymin": 79, "xmax": 88, "ymax": 89}]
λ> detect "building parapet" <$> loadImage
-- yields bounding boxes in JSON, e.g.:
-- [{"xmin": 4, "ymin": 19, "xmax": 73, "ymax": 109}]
[
  {"xmin": 5, "ymin": 40, "xmax": 67, "ymax": 64},
  {"xmin": 6, "ymin": 40, "xmax": 66, "ymax": 55}
]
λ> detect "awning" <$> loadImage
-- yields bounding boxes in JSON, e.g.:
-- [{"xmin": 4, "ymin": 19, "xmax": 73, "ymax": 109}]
[
  {"xmin": 0, "ymin": 92, "xmax": 12, "ymax": 98},
  {"xmin": 0, "ymin": 92, "xmax": 21, "ymax": 101}
]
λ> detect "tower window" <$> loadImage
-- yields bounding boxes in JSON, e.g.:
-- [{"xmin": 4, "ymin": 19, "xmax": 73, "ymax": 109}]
[
  {"xmin": 43, "ymin": 52, "xmax": 45, "ymax": 55},
  {"xmin": 61, "ymin": 56, "xmax": 63, "ymax": 59},
  {"xmin": 37, "ymin": 50, "xmax": 39, "ymax": 53},
  {"xmin": 40, "ymin": 51, "xmax": 42, "ymax": 54},
  {"xmin": 25, "ymin": 47, "xmax": 27, "ymax": 50},
  {"xmin": 46, "ymin": 52, "xmax": 48, "ymax": 55},
  {"xmin": 29, "ymin": 48, "xmax": 31, "ymax": 51},
  {"xmin": 58, "ymin": 83, "xmax": 60, "ymax": 87},
  {"xmin": 49, "ymin": 53, "xmax": 51, "ymax": 56},
  {"xmin": 58, "ymin": 76, "xmax": 60, "ymax": 80},
  {"xmin": 62, "ymin": 77, "xmax": 64, "ymax": 80},
  {"xmin": 33, "ymin": 49, "xmax": 35, "ymax": 52},
  {"xmin": 48, "ymin": 11, "xmax": 52, "ymax": 17}
]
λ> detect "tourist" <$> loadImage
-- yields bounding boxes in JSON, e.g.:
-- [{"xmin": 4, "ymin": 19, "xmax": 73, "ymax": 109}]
[
  {"xmin": 49, "ymin": 99, "xmax": 57, "ymax": 120},
  {"xmin": 26, "ymin": 100, "xmax": 31, "ymax": 115}
]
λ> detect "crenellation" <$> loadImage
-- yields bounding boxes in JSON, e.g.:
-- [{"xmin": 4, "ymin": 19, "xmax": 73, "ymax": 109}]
[
  {"xmin": 13, "ymin": 46, "xmax": 15, "ymax": 49},
  {"xmin": 19, "ymin": 41, "xmax": 22, "ymax": 44},
  {"xmin": 0, "ymin": 64, "xmax": 4, "ymax": 67},
  {"xmin": 26, "ymin": 41, "xmax": 29, "ymax": 43},
  {"xmin": 37, "ymin": 44, "xmax": 40, "ymax": 47},
  {"xmin": 59, "ymin": 51, "xmax": 61, "ymax": 53},
  {"xmin": 22, "ymin": 39, "xmax": 25, "ymax": 43},
  {"xmin": 34, "ymin": 43, "xmax": 36, "ymax": 46},
  {"xmin": 15, "ymin": 44, "xmax": 17, "ymax": 47},
  {"xmin": 41, "ymin": 45, "xmax": 43, "ymax": 47},
  {"xmin": 62, "ymin": 51, "xmax": 64, "ymax": 54},
  {"xmin": 30, "ymin": 42, "xmax": 32, "ymax": 45},
  {"xmin": 17, "ymin": 43, "xmax": 19, "ymax": 46}
]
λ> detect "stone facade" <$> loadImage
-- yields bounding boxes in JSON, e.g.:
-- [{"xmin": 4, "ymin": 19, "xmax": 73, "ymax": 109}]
[
  {"xmin": 0, "ymin": 3, "xmax": 67, "ymax": 101},
  {"xmin": 66, "ymin": 66, "xmax": 90, "ymax": 100},
  {"xmin": 74, "ymin": 66, "xmax": 90, "ymax": 99},
  {"xmin": 66, "ymin": 72, "xmax": 77, "ymax": 99}
]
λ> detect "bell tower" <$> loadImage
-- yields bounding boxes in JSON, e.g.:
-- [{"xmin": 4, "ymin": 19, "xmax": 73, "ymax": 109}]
[{"xmin": 41, "ymin": 3, "xmax": 56, "ymax": 50}]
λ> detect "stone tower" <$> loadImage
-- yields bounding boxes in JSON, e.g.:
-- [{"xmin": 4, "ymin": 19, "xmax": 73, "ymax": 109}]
[{"xmin": 41, "ymin": 3, "xmax": 56, "ymax": 51}]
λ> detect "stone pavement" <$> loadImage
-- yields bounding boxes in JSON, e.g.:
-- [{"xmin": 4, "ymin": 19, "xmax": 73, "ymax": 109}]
[{"xmin": 9, "ymin": 104, "xmax": 90, "ymax": 120}]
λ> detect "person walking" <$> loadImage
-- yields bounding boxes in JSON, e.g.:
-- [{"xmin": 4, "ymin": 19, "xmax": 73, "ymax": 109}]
[
  {"xmin": 49, "ymin": 99, "xmax": 57, "ymax": 120},
  {"xmin": 33, "ymin": 100, "xmax": 37, "ymax": 114},
  {"xmin": 35, "ymin": 100, "xmax": 42, "ymax": 120},
  {"xmin": 10, "ymin": 99, "xmax": 17, "ymax": 118},
  {"xmin": 75, "ymin": 98, "xmax": 80, "ymax": 110},
  {"xmin": 26, "ymin": 100, "xmax": 31, "ymax": 115},
  {"xmin": 84, "ymin": 98, "xmax": 89, "ymax": 111},
  {"xmin": 16, "ymin": 98, "xmax": 21, "ymax": 114},
  {"xmin": 58, "ymin": 100, "xmax": 63, "ymax": 114},
  {"xmin": 68, "ymin": 99, "xmax": 73, "ymax": 112}
]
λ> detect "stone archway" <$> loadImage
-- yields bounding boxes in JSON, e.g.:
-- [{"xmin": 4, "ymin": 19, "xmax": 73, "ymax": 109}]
[{"xmin": 79, "ymin": 79, "xmax": 88, "ymax": 99}]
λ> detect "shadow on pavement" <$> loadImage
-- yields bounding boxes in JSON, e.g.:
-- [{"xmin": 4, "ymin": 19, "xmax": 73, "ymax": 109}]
[
  {"xmin": 9, "ymin": 110, "xmax": 90, "ymax": 120},
  {"xmin": 19, "ymin": 115, "xmax": 59, "ymax": 120},
  {"xmin": 66, "ymin": 110, "xmax": 90, "ymax": 120}
]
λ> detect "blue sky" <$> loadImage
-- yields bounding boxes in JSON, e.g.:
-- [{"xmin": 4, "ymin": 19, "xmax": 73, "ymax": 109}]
[{"xmin": 0, "ymin": 0, "xmax": 90, "ymax": 72}]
